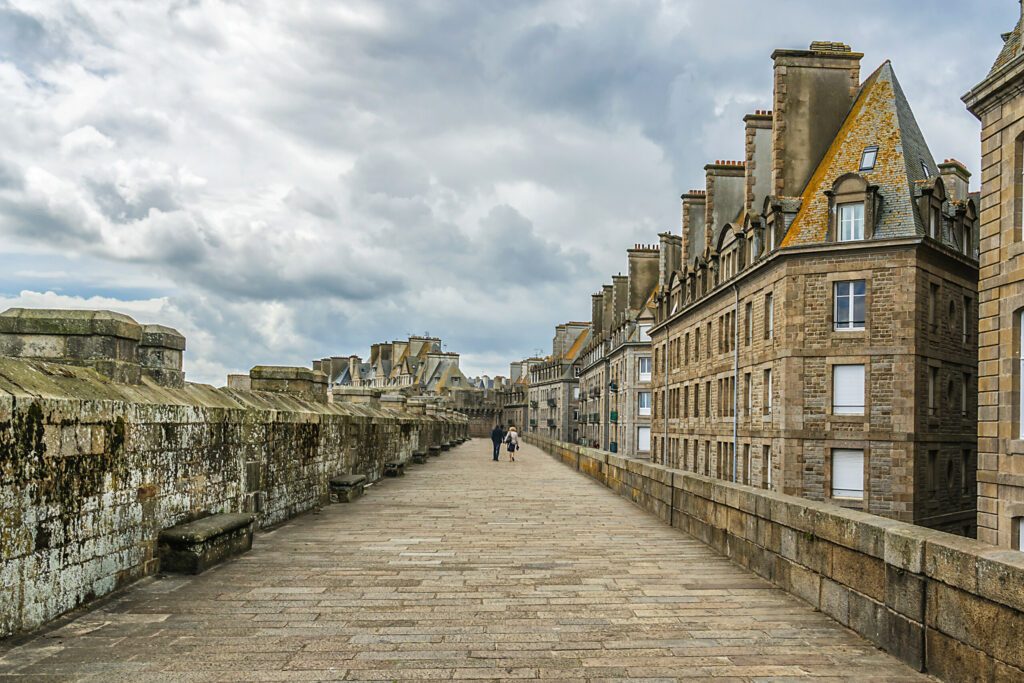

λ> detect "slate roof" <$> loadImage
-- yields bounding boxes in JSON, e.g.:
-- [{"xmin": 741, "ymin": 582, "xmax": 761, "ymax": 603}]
[
  {"xmin": 782, "ymin": 62, "xmax": 937, "ymax": 247},
  {"xmin": 563, "ymin": 327, "xmax": 591, "ymax": 362},
  {"xmin": 991, "ymin": 9, "xmax": 1024, "ymax": 75}
]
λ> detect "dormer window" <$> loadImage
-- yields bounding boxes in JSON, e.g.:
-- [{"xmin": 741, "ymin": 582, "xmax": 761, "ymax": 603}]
[
  {"xmin": 921, "ymin": 160, "xmax": 931, "ymax": 178},
  {"xmin": 838, "ymin": 203, "xmax": 865, "ymax": 241},
  {"xmin": 859, "ymin": 146, "xmax": 878, "ymax": 171}
]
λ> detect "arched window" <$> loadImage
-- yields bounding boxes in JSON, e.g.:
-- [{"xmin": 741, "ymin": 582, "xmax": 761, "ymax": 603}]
[{"xmin": 826, "ymin": 173, "xmax": 881, "ymax": 242}]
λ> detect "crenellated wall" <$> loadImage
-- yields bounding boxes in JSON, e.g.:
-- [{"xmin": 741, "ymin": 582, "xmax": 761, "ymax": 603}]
[
  {"xmin": 526, "ymin": 433, "xmax": 1024, "ymax": 682},
  {"xmin": 0, "ymin": 354, "xmax": 466, "ymax": 638}
]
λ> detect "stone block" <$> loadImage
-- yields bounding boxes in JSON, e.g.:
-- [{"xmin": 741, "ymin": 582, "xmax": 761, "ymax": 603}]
[
  {"xmin": 384, "ymin": 460, "xmax": 405, "ymax": 477},
  {"xmin": 820, "ymin": 577, "xmax": 850, "ymax": 626},
  {"xmin": 885, "ymin": 564, "xmax": 925, "ymax": 622},
  {"xmin": 887, "ymin": 608, "xmax": 925, "ymax": 671},
  {"xmin": 848, "ymin": 591, "xmax": 887, "ymax": 649},
  {"xmin": 158, "ymin": 513, "xmax": 255, "ymax": 574},
  {"xmin": 927, "ymin": 581, "xmax": 1024, "ymax": 670},
  {"xmin": 831, "ymin": 544, "xmax": 885, "ymax": 602},
  {"xmin": 976, "ymin": 548, "xmax": 1024, "ymax": 613},
  {"xmin": 329, "ymin": 473, "xmax": 367, "ymax": 503},
  {"xmin": 924, "ymin": 534, "xmax": 986, "ymax": 593},
  {"xmin": 925, "ymin": 628, "xmax": 994, "ymax": 682}
]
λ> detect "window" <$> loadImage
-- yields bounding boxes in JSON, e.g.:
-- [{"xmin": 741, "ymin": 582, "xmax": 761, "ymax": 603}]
[
  {"xmin": 929, "ymin": 210, "xmax": 939, "ymax": 239},
  {"xmin": 764, "ymin": 293, "xmax": 774, "ymax": 339},
  {"xmin": 705, "ymin": 380, "xmax": 711, "ymax": 417},
  {"xmin": 695, "ymin": 328, "xmax": 701, "ymax": 360},
  {"xmin": 928, "ymin": 450, "xmax": 938, "ymax": 491},
  {"xmin": 763, "ymin": 368, "xmax": 772, "ymax": 414},
  {"xmin": 1020, "ymin": 311, "xmax": 1024, "ymax": 437},
  {"xmin": 638, "ymin": 357, "xmax": 652, "ymax": 382},
  {"xmin": 694, "ymin": 384, "xmax": 700, "ymax": 417},
  {"xmin": 684, "ymin": 333, "xmax": 690, "ymax": 364},
  {"xmin": 573, "ymin": 387, "xmax": 580, "ymax": 400},
  {"xmin": 963, "ymin": 296, "xmax": 971, "ymax": 345},
  {"xmin": 859, "ymin": 146, "xmax": 878, "ymax": 171},
  {"xmin": 962, "ymin": 373, "xmax": 970, "ymax": 417},
  {"xmin": 838, "ymin": 203, "xmax": 865, "ymax": 241},
  {"xmin": 745, "ymin": 301, "xmax": 753, "ymax": 345},
  {"xmin": 1017, "ymin": 517, "xmax": 1024, "ymax": 552},
  {"xmin": 683, "ymin": 384, "xmax": 689, "ymax": 417},
  {"xmin": 929, "ymin": 366, "xmax": 939, "ymax": 416},
  {"xmin": 834, "ymin": 280, "xmax": 866, "ymax": 330},
  {"xmin": 763, "ymin": 444, "xmax": 772, "ymax": 489},
  {"xmin": 929, "ymin": 283, "xmax": 939, "ymax": 328},
  {"xmin": 638, "ymin": 391, "xmax": 652, "ymax": 417},
  {"xmin": 921, "ymin": 160, "xmax": 931, "ymax": 177},
  {"xmin": 744, "ymin": 372, "xmax": 752, "ymax": 415},
  {"xmin": 639, "ymin": 324, "xmax": 651, "ymax": 339},
  {"xmin": 706, "ymin": 322, "xmax": 712, "ymax": 358},
  {"xmin": 831, "ymin": 449, "xmax": 864, "ymax": 499},
  {"xmin": 743, "ymin": 444, "xmax": 751, "ymax": 485},
  {"xmin": 637, "ymin": 426, "xmax": 651, "ymax": 452},
  {"xmin": 833, "ymin": 364, "xmax": 865, "ymax": 415}
]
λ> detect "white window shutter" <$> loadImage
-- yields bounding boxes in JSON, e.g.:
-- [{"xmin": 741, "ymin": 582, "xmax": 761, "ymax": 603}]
[
  {"xmin": 637, "ymin": 427, "xmax": 651, "ymax": 451},
  {"xmin": 833, "ymin": 364, "xmax": 865, "ymax": 415},
  {"xmin": 832, "ymin": 449, "xmax": 864, "ymax": 499}
]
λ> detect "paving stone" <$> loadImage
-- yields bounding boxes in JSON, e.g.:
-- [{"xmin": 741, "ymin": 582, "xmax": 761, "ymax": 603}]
[{"xmin": 0, "ymin": 440, "xmax": 931, "ymax": 681}]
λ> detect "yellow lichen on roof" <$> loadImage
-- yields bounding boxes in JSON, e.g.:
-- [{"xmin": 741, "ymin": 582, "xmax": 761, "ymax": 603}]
[
  {"xmin": 782, "ymin": 65, "xmax": 905, "ymax": 247},
  {"xmin": 563, "ymin": 328, "xmax": 590, "ymax": 361}
]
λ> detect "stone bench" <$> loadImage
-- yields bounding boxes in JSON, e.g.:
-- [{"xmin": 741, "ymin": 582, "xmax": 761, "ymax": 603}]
[
  {"xmin": 428, "ymin": 446, "xmax": 442, "ymax": 457},
  {"xmin": 329, "ymin": 473, "xmax": 367, "ymax": 503},
  {"xmin": 158, "ymin": 513, "xmax": 255, "ymax": 574},
  {"xmin": 411, "ymin": 451, "xmax": 428, "ymax": 464},
  {"xmin": 383, "ymin": 460, "xmax": 405, "ymax": 477}
]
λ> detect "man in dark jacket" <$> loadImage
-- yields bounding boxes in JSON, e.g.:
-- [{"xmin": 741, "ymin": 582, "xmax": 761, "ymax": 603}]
[{"xmin": 490, "ymin": 424, "xmax": 505, "ymax": 461}]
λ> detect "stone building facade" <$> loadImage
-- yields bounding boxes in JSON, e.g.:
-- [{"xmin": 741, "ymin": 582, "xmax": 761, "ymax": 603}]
[
  {"xmin": 964, "ymin": 5, "xmax": 1024, "ymax": 548},
  {"xmin": 528, "ymin": 322, "xmax": 589, "ymax": 441},
  {"xmin": 650, "ymin": 42, "xmax": 979, "ymax": 534},
  {"xmin": 577, "ymin": 245, "xmax": 658, "ymax": 457}
]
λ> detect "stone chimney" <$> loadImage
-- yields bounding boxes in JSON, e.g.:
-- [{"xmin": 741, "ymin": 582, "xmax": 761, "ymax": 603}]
[
  {"xmin": 743, "ymin": 110, "xmax": 774, "ymax": 216},
  {"xmin": 611, "ymin": 274, "xmax": 628, "ymax": 326},
  {"xmin": 658, "ymin": 232, "xmax": 682, "ymax": 289},
  {"xmin": 771, "ymin": 41, "xmax": 863, "ymax": 198},
  {"xmin": 348, "ymin": 355, "xmax": 362, "ymax": 386},
  {"xmin": 591, "ymin": 292, "xmax": 604, "ymax": 338},
  {"xmin": 681, "ymin": 190, "xmax": 706, "ymax": 264},
  {"xmin": 939, "ymin": 159, "xmax": 971, "ymax": 202},
  {"xmin": 705, "ymin": 161, "xmax": 746, "ymax": 247},
  {"xmin": 627, "ymin": 244, "xmax": 660, "ymax": 312},
  {"xmin": 601, "ymin": 284, "xmax": 613, "ymax": 337}
]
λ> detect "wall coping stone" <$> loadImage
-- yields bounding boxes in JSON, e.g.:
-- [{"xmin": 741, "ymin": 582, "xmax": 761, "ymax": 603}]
[
  {"xmin": 140, "ymin": 324, "xmax": 186, "ymax": 350},
  {"xmin": 0, "ymin": 308, "xmax": 142, "ymax": 340}
]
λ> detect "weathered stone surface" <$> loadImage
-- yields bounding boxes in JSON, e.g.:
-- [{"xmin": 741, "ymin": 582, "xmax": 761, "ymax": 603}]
[
  {"xmin": 158, "ymin": 513, "xmax": 254, "ymax": 574},
  {"xmin": 0, "ymin": 354, "xmax": 466, "ymax": 637},
  {"xmin": 0, "ymin": 440, "xmax": 927, "ymax": 681},
  {"xmin": 528, "ymin": 432, "xmax": 1024, "ymax": 680}
]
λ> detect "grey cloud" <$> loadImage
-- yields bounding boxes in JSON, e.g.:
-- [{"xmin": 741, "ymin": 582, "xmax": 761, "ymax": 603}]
[{"xmin": 475, "ymin": 204, "xmax": 589, "ymax": 284}]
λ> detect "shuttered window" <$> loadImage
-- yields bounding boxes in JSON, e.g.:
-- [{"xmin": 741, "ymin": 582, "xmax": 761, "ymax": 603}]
[
  {"xmin": 832, "ymin": 364, "xmax": 865, "ymax": 415},
  {"xmin": 637, "ymin": 427, "xmax": 651, "ymax": 452},
  {"xmin": 832, "ymin": 449, "xmax": 864, "ymax": 499}
]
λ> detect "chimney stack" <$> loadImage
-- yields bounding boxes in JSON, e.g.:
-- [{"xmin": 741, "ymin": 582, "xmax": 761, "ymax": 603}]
[
  {"xmin": 770, "ymin": 42, "xmax": 863, "ymax": 198},
  {"xmin": 939, "ymin": 159, "xmax": 971, "ymax": 202},
  {"xmin": 627, "ymin": 245, "xmax": 660, "ymax": 313}
]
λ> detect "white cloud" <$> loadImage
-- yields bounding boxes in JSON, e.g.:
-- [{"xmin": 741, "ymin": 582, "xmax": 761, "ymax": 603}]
[{"xmin": 0, "ymin": 0, "xmax": 1012, "ymax": 382}]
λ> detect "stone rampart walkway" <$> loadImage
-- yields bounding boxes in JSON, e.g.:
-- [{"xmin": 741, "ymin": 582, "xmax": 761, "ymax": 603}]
[{"xmin": 0, "ymin": 439, "xmax": 929, "ymax": 681}]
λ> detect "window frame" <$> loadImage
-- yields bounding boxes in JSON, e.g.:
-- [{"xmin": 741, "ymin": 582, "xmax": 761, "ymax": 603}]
[
  {"xmin": 859, "ymin": 145, "xmax": 878, "ymax": 171},
  {"xmin": 832, "ymin": 364, "xmax": 866, "ymax": 416},
  {"xmin": 638, "ymin": 391, "xmax": 652, "ymax": 417},
  {"xmin": 838, "ymin": 202, "xmax": 865, "ymax": 242},
  {"xmin": 833, "ymin": 280, "xmax": 866, "ymax": 331},
  {"xmin": 831, "ymin": 448, "xmax": 865, "ymax": 500}
]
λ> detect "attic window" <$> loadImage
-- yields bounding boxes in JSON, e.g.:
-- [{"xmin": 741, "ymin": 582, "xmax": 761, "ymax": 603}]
[
  {"xmin": 859, "ymin": 146, "xmax": 878, "ymax": 171},
  {"xmin": 921, "ymin": 160, "xmax": 932, "ymax": 177}
]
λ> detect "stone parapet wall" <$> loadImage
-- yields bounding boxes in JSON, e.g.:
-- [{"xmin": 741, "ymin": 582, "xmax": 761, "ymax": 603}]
[
  {"xmin": 526, "ymin": 433, "xmax": 1024, "ymax": 682},
  {"xmin": 0, "ymin": 357, "xmax": 467, "ymax": 638}
]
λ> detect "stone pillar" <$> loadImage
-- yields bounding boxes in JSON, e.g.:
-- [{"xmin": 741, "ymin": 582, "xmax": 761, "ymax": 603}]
[
  {"xmin": 0, "ymin": 308, "xmax": 142, "ymax": 384},
  {"xmin": 138, "ymin": 324, "xmax": 186, "ymax": 388},
  {"xmin": 331, "ymin": 385, "xmax": 381, "ymax": 408},
  {"xmin": 380, "ymin": 393, "xmax": 407, "ymax": 411},
  {"xmin": 250, "ymin": 366, "xmax": 328, "ymax": 403}
]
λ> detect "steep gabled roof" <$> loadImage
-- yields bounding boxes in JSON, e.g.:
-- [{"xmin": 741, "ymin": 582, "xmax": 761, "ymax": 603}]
[
  {"xmin": 991, "ymin": 9, "xmax": 1024, "ymax": 75},
  {"xmin": 563, "ymin": 327, "xmax": 591, "ymax": 362},
  {"xmin": 782, "ymin": 62, "xmax": 937, "ymax": 247}
]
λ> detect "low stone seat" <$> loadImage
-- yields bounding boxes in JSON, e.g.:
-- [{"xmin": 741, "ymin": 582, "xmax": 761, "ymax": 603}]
[
  {"xmin": 428, "ymin": 446, "xmax": 442, "ymax": 457},
  {"xmin": 411, "ymin": 451, "xmax": 428, "ymax": 464},
  {"xmin": 329, "ymin": 474, "xmax": 367, "ymax": 503},
  {"xmin": 158, "ymin": 513, "xmax": 254, "ymax": 574},
  {"xmin": 383, "ymin": 460, "xmax": 405, "ymax": 477}
]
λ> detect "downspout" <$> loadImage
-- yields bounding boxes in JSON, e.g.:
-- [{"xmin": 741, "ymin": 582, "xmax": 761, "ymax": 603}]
[
  {"xmin": 602, "ymin": 348, "xmax": 610, "ymax": 451},
  {"xmin": 732, "ymin": 283, "xmax": 740, "ymax": 483},
  {"xmin": 663, "ymin": 325, "xmax": 670, "ymax": 465}
]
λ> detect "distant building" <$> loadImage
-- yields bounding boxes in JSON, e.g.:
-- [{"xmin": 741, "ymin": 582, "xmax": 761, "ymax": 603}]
[
  {"xmin": 528, "ymin": 322, "xmax": 590, "ymax": 441},
  {"xmin": 577, "ymin": 245, "xmax": 659, "ymax": 457},
  {"xmin": 651, "ymin": 42, "xmax": 979, "ymax": 534},
  {"xmin": 314, "ymin": 335, "xmax": 470, "ymax": 394}
]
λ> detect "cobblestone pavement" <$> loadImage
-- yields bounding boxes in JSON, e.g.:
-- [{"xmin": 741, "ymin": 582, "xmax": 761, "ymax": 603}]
[{"xmin": 0, "ymin": 438, "xmax": 930, "ymax": 682}]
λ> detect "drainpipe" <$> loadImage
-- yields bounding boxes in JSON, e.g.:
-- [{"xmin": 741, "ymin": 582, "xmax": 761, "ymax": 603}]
[
  {"xmin": 663, "ymin": 325, "xmax": 670, "ymax": 466},
  {"xmin": 732, "ymin": 283, "xmax": 740, "ymax": 483}
]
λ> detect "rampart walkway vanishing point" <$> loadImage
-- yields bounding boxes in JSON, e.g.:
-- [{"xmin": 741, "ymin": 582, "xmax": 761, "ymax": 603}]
[{"xmin": 0, "ymin": 439, "xmax": 927, "ymax": 681}]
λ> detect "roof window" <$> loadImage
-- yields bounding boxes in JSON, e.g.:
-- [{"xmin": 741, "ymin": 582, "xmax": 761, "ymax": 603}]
[
  {"xmin": 921, "ymin": 160, "xmax": 932, "ymax": 177},
  {"xmin": 859, "ymin": 146, "xmax": 878, "ymax": 171}
]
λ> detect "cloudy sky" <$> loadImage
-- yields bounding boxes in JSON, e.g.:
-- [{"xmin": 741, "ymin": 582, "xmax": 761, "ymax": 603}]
[{"xmin": 0, "ymin": 1, "xmax": 1013, "ymax": 384}]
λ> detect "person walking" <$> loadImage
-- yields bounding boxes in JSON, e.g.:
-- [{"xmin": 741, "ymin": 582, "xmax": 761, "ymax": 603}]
[
  {"xmin": 490, "ymin": 424, "xmax": 505, "ymax": 461},
  {"xmin": 504, "ymin": 425, "xmax": 520, "ymax": 462}
]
